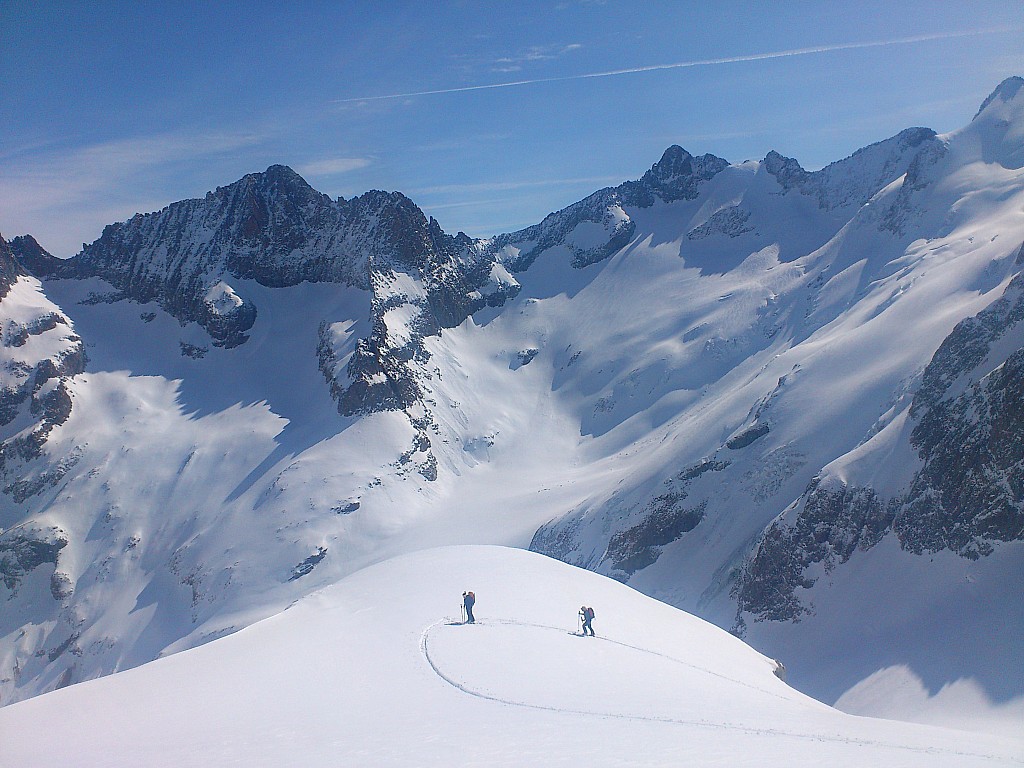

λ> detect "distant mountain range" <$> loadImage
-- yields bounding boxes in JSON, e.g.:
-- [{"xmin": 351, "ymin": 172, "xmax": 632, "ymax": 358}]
[{"xmin": 2, "ymin": 76, "xmax": 1022, "ymax": 712}]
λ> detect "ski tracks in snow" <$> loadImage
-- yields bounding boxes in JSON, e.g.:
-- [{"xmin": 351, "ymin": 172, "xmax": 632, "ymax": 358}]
[{"xmin": 418, "ymin": 618, "xmax": 1020, "ymax": 764}]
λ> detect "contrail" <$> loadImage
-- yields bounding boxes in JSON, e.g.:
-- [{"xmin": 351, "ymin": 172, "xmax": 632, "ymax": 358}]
[{"xmin": 335, "ymin": 27, "xmax": 1018, "ymax": 103}]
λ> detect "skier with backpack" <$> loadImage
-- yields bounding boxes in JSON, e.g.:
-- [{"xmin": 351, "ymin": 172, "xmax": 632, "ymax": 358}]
[
  {"xmin": 579, "ymin": 605, "xmax": 595, "ymax": 636},
  {"xmin": 462, "ymin": 590, "xmax": 476, "ymax": 624}
]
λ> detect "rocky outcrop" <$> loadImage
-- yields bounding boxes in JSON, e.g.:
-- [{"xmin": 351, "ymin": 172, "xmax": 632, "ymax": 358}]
[
  {"xmin": 0, "ymin": 237, "xmax": 86, "ymax": 494},
  {"xmin": 896, "ymin": 273, "xmax": 1024, "ymax": 557},
  {"xmin": 735, "ymin": 480, "xmax": 895, "ymax": 622},
  {"xmin": 317, "ymin": 212, "xmax": 520, "ymax": 420},
  {"xmin": 288, "ymin": 546, "xmax": 327, "ymax": 581},
  {"xmin": 0, "ymin": 235, "xmax": 25, "ymax": 300},
  {"xmin": 726, "ymin": 422, "xmax": 770, "ymax": 450},
  {"xmin": 8, "ymin": 234, "xmax": 75, "ymax": 280},
  {"xmin": 735, "ymin": 273, "xmax": 1024, "ymax": 624},
  {"xmin": 604, "ymin": 497, "xmax": 708, "ymax": 575},
  {"xmin": 0, "ymin": 525, "xmax": 69, "ymax": 597},
  {"xmin": 532, "ymin": 459, "xmax": 730, "ymax": 575},
  {"xmin": 687, "ymin": 206, "xmax": 753, "ymax": 240},
  {"xmin": 897, "ymin": 348, "xmax": 1024, "ymax": 557}
]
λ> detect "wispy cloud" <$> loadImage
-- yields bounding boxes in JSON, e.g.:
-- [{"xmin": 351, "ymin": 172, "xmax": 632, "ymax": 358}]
[
  {"xmin": 0, "ymin": 131, "xmax": 262, "ymax": 255},
  {"xmin": 409, "ymin": 175, "xmax": 624, "ymax": 198},
  {"xmin": 336, "ymin": 27, "xmax": 1021, "ymax": 103},
  {"xmin": 295, "ymin": 157, "xmax": 373, "ymax": 176},
  {"xmin": 491, "ymin": 43, "xmax": 583, "ymax": 72},
  {"xmin": 420, "ymin": 198, "xmax": 514, "ymax": 212},
  {"xmin": 1, "ymin": 131, "xmax": 261, "ymax": 204}
]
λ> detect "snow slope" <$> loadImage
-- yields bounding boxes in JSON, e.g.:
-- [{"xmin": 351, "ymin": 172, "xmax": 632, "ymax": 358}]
[{"xmin": 1, "ymin": 546, "xmax": 1019, "ymax": 768}]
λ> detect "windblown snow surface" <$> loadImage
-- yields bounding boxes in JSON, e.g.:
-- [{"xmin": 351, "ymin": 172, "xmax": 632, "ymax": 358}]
[{"xmin": 1, "ymin": 546, "xmax": 1020, "ymax": 767}]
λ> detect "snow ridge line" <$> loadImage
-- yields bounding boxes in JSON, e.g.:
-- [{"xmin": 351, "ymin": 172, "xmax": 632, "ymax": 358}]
[{"xmin": 418, "ymin": 619, "xmax": 1018, "ymax": 762}]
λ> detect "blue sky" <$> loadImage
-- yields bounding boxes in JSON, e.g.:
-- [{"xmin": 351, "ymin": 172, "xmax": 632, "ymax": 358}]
[{"xmin": 2, "ymin": 1, "xmax": 1022, "ymax": 256}]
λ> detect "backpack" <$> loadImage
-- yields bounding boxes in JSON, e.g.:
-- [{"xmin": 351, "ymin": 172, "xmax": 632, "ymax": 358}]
[{"xmin": 585, "ymin": 607, "xmax": 595, "ymax": 620}]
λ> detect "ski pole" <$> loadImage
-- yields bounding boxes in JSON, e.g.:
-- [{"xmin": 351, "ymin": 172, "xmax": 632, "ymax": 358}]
[{"xmin": 461, "ymin": 603, "xmax": 466, "ymax": 624}]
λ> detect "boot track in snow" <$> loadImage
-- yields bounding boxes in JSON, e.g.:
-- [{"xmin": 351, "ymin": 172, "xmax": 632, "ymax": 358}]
[{"xmin": 419, "ymin": 618, "xmax": 1015, "ymax": 763}]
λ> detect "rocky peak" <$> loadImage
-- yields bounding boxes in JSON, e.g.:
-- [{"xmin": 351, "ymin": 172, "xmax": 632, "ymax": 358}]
[
  {"xmin": 762, "ymin": 150, "xmax": 809, "ymax": 190},
  {"xmin": 964, "ymin": 75, "xmax": 1024, "ymax": 170},
  {"xmin": 638, "ymin": 146, "xmax": 729, "ymax": 202},
  {"xmin": 205, "ymin": 165, "xmax": 337, "ymax": 247},
  {"xmin": 645, "ymin": 145, "xmax": 695, "ymax": 181},
  {"xmin": 6, "ymin": 234, "xmax": 75, "ymax": 281},
  {"xmin": 0, "ymin": 233, "xmax": 85, "ymax": 467},
  {"xmin": 0, "ymin": 234, "xmax": 26, "ymax": 299},
  {"xmin": 216, "ymin": 164, "xmax": 328, "ymax": 206},
  {"xmin": 894, "ymin": 125, "xmax": 939, "ymax": 149},
  {"xmin": 338, "ymin": 189, "xmax": 461, "ymax": 276},
  {"xmin": 17, "ymin": 166, "xmax": 518, "ymax": 434},
  {"xmin": 264, "ymin": 163, "xmax": 312, "ymax": 186},
  {"xmin": 974, "ymin": 75, "xmax": 1024, "ymax": 120}
]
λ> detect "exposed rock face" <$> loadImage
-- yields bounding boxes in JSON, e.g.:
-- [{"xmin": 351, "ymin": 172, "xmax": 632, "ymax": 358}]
[
  {"xmin": 909, "ymin": 271, "xmax": 1024, "ymax": 415},
  {"xmin": 484, "ymin": 146, "xmax": 729, "ymax": 272},
  {"xmin": 633, "ymin": 145, "xmax": 730, "ymax": 204},
  {"xmin": 532, "ymin": 459, "xmax": 730, "ymax": 576},
  {"xmin": 975, "ymin": 75, "xmax": 1024, "ymax": 119},
  {"xmin": 603, "ymin": 497, "xmax": 707, "ymax": 576},
  {"xmin": 735, "ymin": 480, "xmax": 894, "ymax": 622},
  {"xmin": 0, "ymin": 235, "xmax": 25, "ymax": 300},
  {"xmin": 897, "ymin": 272, "xmax": 1024, "ymax": 557},
  {"xmin": 288, "ymin": 547, "xmax": 327, "ymax": 581},
  {"xmin": 735, "ymin": 272, "xmax": 1024, "ymax": 623},
  {"xmin": 0, "ymin": 236, "xmax": 86, "ymax": 483},
  {"xmin": 8, "ymin": 235, "xmax": 70, "ymax": 279},
  {"xmin": 688, "ymin": 206, "xmax": 752, "ymax": 240},
  {"xmin": 315, "ymin": 210, "xmax": 520, "ymax": 422},
  {"xmin": 0, "ymin": 526, "xmax": 69, "ymax": 596},
  {"xmin": 726, "ymin": 422, "xmax": 770, "ymax": 450},
  {"xmin": 761, "ymin": 150, "xmax": 809, "ymax": 190},
  {"xmin": 898, "ymin": 348, "xmax": 1024, "ymax": 556}
]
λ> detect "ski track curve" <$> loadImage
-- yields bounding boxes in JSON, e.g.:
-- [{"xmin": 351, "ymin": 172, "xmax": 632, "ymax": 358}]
[{"xmin": 419, "ymin": 618, "xmax": 1021, "ymax": 764}]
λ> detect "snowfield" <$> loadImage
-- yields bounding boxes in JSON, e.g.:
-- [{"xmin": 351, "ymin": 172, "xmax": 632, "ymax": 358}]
[{"xmin": 1, "ymin": 546, "xmax": 1020, "ymax": 767}]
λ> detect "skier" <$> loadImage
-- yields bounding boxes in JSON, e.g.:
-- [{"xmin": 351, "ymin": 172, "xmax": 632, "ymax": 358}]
[
  {"xmin": 579, "ymin": 605, "xmax": 595, "ymax": 636},
  {"xmin": 462, "ymin": 590, "xmax": 476, "ymax": 624}
]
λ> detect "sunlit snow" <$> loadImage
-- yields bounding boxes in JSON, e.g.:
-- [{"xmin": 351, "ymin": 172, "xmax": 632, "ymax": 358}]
[{"xmin": 1, "ymin": 547, "xmax": 1019, "ymax": 767}]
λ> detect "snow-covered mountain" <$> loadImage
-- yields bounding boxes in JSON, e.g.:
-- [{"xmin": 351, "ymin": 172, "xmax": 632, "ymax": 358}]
[
  {"xmin": 1, "ymin": 546, "xmax": 1021, "ymax": 767},
  {"xmin": 1, "ymin": 77, "xmax": 1023, "ymax": 735}
]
